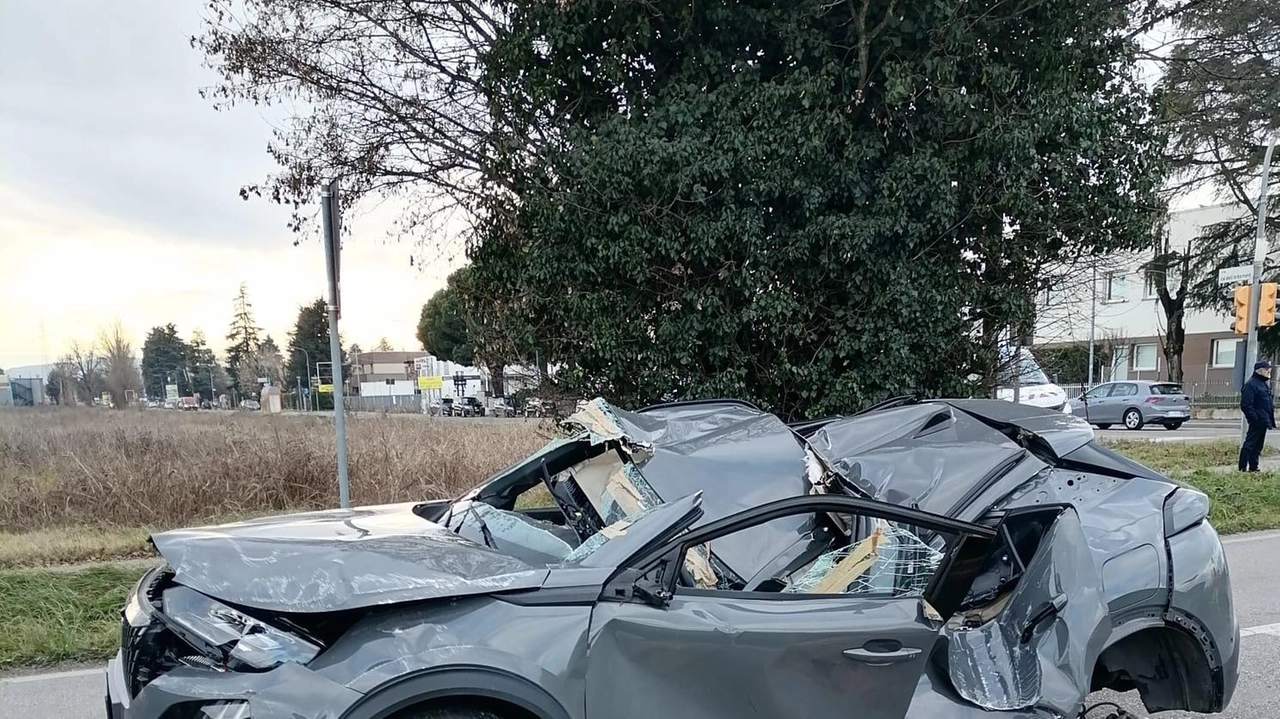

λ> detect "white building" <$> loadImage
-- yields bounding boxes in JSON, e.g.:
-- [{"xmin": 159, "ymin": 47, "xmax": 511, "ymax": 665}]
[{"xmin": 1034, "ymin": 202, "xmax": 1252, "ymax": 388}]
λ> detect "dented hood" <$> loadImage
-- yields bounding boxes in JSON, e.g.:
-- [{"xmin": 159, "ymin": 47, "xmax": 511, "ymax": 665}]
[{"xmin": 150, "ymin": 502, "xmax": 549, "ymax": 613}]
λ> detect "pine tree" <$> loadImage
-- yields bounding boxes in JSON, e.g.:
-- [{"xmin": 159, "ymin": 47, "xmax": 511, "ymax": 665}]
[{"xmin": 226, "ymin": 283, "xmax": 262, "ymax": 395}]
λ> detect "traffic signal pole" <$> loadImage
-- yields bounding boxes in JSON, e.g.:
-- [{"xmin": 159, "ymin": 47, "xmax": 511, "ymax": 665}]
[{"xmin": 1242, "ymin": 136, "xmax": 1276, "ymax": 444}]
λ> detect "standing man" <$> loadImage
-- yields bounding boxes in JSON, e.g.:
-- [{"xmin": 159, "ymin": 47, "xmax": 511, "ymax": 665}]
[{"xmin": 1239, "ymin": 360, "xmax": 1276, "ymax": 472}]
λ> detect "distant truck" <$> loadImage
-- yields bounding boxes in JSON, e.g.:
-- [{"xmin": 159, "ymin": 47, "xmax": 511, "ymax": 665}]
[{"xmin": 179, "ymin": 397, "xmax": 199, "ymax": 411}]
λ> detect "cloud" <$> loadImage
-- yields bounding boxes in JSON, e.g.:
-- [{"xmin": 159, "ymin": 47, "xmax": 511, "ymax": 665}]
[
  {"xmin": 0, "ymin": 1, "xmax": 467, "ymax": 368},
  {"xmin": 0, "ymin": 0, "xmax": 294, "ymax": 244}
]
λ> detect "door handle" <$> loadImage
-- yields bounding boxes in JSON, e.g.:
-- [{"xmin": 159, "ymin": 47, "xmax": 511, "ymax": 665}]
[{"xmin": 842, "ymin": 646, "xmax": 922, "ymax": 666}]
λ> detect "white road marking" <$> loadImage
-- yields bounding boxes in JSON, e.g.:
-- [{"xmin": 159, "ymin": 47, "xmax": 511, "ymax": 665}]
[
  {"xmin": 0, "ymin": 667, "xmax": 101, "ymax": 685},
  {"xmin": 1241, "ymin": 623, "xmax": 1280, "ymax": 638}
]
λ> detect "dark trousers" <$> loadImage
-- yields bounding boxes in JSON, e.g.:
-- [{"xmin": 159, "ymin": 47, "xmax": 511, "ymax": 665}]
[{"xmin": 1239, "ymin": 422, "xmax": 1269, "ymax": 471}]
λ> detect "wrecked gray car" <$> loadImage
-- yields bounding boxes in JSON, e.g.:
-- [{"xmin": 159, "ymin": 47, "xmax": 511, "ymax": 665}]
[{"xmin": 106, "ymin": 397, "xmax": 1238, "ymax": 719}]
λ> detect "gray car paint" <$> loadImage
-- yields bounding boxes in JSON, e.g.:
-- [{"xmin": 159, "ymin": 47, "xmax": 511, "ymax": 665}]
[
  {"xmin": 587, "ymin": 593, "xmax": 937, "ymax": 719},
  {"xmin": 149, "ymin": 502, "xmax": 550, "ymax": 612},
  {"xmin": 602, "ymin": 401, "xmax": 813, "ymax": 579},
  {"xmin": 1069, "ymin": 381, "xmax": 1192, "ymax": 427},
  {"xmin": 110, "ymin": 398, "xmax": 1236, "ymax": 719},
  {"xmin": 946, "ymin": 508, "xmax": 1109, "ymax": 715}
]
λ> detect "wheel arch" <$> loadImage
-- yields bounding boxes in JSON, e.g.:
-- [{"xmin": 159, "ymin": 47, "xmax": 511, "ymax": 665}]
[
  {"xmin": 1091, "ymin": 614, "xmax": 1225, "ymax": 713},
  {"xmin": 340, "ymin": 666, "xmax": 573, "ymax": 719}
]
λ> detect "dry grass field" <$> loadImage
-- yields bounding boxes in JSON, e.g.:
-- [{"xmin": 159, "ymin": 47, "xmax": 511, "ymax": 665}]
[{"xmin": 0, "ymin": 408, "xmax": 549, "ymax": 534}]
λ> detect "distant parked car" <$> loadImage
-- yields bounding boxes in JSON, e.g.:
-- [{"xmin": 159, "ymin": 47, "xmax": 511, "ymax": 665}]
[
  {"xmin": 460, "ymin": 396, "xmax": 486, "ymax": 417},
  {"xmin": 524, "ymin": 397, "xmax": 545, "ymax": 418},
  {"xmin": 241, "ymin": 399, "xmax": 260, "ymax": 411},
  {"xmin": 178, "ymin": 397, "xmax": 200, "ymax": 412},
  {"xmin": 491, "ymin": 398, "xmax": 515, "ymax": 418},
  {"xmin": 439, "ymin": 398, "xmax": 457, "ymax": 417},
  {"xmin": 1069, "ymin": 380, "xmax": 1191, "ymax": 430}
]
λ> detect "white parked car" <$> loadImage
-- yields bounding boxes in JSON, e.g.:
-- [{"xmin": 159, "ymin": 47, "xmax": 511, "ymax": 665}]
[{"xmin": 995, "ymin": 348, "xmax": 1070, "ymax": 413}]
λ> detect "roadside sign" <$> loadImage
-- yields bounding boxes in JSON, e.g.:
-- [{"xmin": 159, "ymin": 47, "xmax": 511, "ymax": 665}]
[
  {"xmin": 417, "ymin": 375, "xmax": 443, "ymax": 390},
  {"xmin": 165, "ymin": 384, "xmax": 179, "ymax": 401},
  {"xmin": 1218, "ymin": 265, "xmax": 1254, "ymax": 285},
  {"xmin": 318, "ymin": 384, "xmax": 334, "ymax": 393}
]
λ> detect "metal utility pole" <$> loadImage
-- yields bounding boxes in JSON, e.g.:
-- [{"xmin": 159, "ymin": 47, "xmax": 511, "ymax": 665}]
[
  {"xmin": 1241, "ymin": 136, "xmax": 1277, "ymax": 443},
  {"xmin": 321, "ymin": 178, "xmax": 351, "ymax": 509},
  {"xmin": 1012, "ymin": 340, "xmax": 1022, "ymax": 404},
  {"xmin": 1087, "ymin": 263, "xmax": 1097, "ymax": 388},
  {"xmin": 293, "ymin": 348, "xmax": 313, "ymax": 411}
]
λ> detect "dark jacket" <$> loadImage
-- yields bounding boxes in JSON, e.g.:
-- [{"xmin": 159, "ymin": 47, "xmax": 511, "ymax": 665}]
[{"xmin": 1241, "ymin": 373, "xmax": 1276, "ymax": 428}]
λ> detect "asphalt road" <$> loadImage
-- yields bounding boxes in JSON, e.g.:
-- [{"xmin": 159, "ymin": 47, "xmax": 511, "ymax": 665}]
[
  {"xmin": 1094, "ymin": 418, "xmax": 1246, "ymax": 444},
  {"xmin": 4, "ymin": 530, "xmax": 1279, "ymax": 719}
]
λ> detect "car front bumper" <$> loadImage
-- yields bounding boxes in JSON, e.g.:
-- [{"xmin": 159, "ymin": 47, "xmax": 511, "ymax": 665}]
[{"xmin": 105, "ymin": 651, "xmax": 363, "ymax": 719}]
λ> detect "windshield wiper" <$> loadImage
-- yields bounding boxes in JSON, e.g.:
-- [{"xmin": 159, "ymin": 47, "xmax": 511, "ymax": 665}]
[{"xmin": 465, "ymin": 504, "xmax": 496, "ymax": 549}]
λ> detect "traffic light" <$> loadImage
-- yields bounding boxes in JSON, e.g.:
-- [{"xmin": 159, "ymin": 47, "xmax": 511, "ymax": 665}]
[
  {"xmin": 1234, "ymin": 285, "xmax": 1250, "ymax": 334},
  {"xmin": 1261, "ymin": 282, "xmax": 1278, "ymax": 327}
]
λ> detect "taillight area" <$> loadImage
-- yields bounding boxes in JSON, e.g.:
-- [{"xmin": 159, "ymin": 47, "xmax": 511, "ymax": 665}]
[
  {"xmin": 1164, "ymin": 488, "xmax": 1211, "ymax": 537},
  {"xmin": 1145, "ymin": 396, "xmax": 1163, "ymax": 404}
]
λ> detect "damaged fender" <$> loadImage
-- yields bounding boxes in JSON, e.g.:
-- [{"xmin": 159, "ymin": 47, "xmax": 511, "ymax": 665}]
[{"xmin": 945, "ymin": 507, "xmax": 1108, "ymax": 715}]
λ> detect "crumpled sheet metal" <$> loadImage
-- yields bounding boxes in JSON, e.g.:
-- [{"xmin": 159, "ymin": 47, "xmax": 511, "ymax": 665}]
[
  {"xmin": 564, "ymin": 398, "xmax": 654, "ymax": 463},
  {"xmin": 132, "ymin": 661, "xmax": 363, "ymax": 719},
  {"xmin": 151, "ymin": 502, "xmax": 549, "ymax": 613},
  {"xmin": 311, "ymin": 595, "xmax": 592, "ymax": 701},
  {"xmin": 808, "ymin": 404, "xmax": 1028, "ymax": 515},
  {"xmin": 600, "ymin": 400, "xmax": 812, "ymax": 581},
  {"xmin": 945, "ymin": 509, "xmax": 1108, "ymax": 716}
]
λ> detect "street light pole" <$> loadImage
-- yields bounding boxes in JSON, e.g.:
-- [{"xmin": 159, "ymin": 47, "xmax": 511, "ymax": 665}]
[
  {"xmin": 321, "ymin": 178, "xmax": 351, "ymax": 509},
  {"xmin": 294, "ymin": 348, "xmax": 312, "ymax": 411},
  {"xmin": 1242, "ymin": 135, "xmax": 1277, "ymax": 444}
]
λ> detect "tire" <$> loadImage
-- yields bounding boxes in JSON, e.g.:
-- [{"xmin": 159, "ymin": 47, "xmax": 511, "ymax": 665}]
[
  {"xmin": 1123, "ymin": 408, "xmax": 1144, "ymax": 430},
  {"xmin": 397, "ymin": 706, "xmax": 505, "ymax": 719},
  {"xmin": 1164, "ymin": 421, "xmax": 1184, "ymax": 430},
  {"xmin": 1095, "ymin": 423, "xmax": 1112, "ymax": 430}
]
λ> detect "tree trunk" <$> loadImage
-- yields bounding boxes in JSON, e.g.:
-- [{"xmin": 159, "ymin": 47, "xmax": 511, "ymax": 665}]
[{"xmin": 1160, "ymin": 299, "xmax": 1186, "ymax": 383}]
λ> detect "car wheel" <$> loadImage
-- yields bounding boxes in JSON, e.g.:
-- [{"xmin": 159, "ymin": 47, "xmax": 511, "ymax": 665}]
[
  {"xmin": 398, "ymin": 706, "xmax": 505, "ymax": 719},
  {"xmin": 1164, "ymin": 421, "xmax": 1184, "ymax": 430},
  {"xmin": 1095, "ymin": 423, "xmax": 1112, "ymax": 430},
  {"xmin": 1123, "ymin": 408, "xmax": 1144, "ymax": 430}
]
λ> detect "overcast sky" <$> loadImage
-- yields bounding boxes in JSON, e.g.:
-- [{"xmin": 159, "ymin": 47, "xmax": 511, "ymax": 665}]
[{"xmin": 0, "ymin": 0, "xmax": 462, "ymax": 372}]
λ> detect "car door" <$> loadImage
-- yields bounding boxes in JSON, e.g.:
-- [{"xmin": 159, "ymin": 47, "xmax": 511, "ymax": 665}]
[
  {"xmin": 1077, "ymin": 384, "xmax": 1111, "ymax": 423},
  {"xmin": 584, "ymin": 495, "xmax": 996, "ymax": 719},
  {"xmin": 1107, "ymin": 383, "xmax": 1138, "ymax": 423}
]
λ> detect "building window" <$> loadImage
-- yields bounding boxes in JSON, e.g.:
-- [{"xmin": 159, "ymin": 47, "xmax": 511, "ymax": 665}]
[
  {"xmin": 1132, "ymin": 343, "xmax": 1158, "ymax": 371},
  {"xmin": 1143, "ymin": 272, "xmax": 1159, "ymax": 299},
  {"xmin": 1105, "ymin": 272, "xmax": 1127, "ymax": 302},
  {"xmin": 1212, "ymin": 338, "xmax": 1239, "ymax": 368}
]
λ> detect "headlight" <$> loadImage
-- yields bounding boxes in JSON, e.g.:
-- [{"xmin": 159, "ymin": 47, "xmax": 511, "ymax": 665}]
[
  {"xmin": 123, "ymin": 568, "xmax": 159, "ymax": 627},
  {"xmin": 162, "ymin": 586, "xmax": 320, "ymax": 670}
]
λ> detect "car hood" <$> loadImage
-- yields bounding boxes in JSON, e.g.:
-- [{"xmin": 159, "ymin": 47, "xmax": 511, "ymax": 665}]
[{"xmin": 150, "ymin": 502, "xmax": 549, "ymax": 613}]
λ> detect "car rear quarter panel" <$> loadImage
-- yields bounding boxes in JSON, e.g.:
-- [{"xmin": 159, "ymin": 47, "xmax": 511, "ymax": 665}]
[
  {"xmin": 311, "ymin": 595, "xmax": 592, "ymax": 719},
  {"xmin": 1167, "ymin": 520, "xmax": 1240, "ymax": 708},
  {"xmin": 996, "ymin": 470, "xmax": 1173, "ymax": 612}
]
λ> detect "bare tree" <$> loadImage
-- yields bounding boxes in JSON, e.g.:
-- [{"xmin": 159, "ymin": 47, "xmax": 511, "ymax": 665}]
[
  {"xmin": 62, "ymin": 340, "xmax": 106, "ymax": 405},
  {"xmin": 100, "ymin": 322, "xmax": 143, "ymax": 408},
  {"xmin": 194, "ymin": 0, "xmax": 537, "ymax": 242}
]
